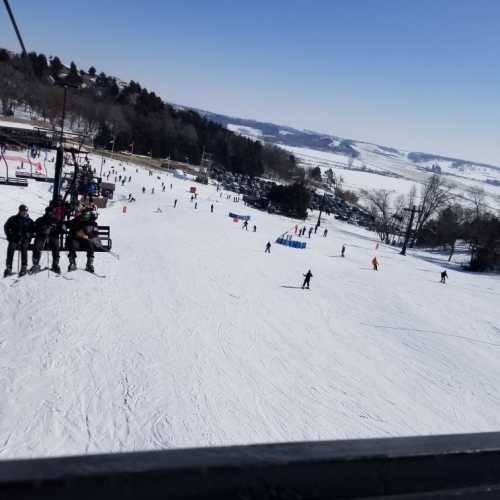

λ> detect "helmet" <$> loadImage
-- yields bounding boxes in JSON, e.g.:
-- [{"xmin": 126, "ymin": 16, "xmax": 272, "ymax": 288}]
[
  {"xmin": 80, "ymin": 210, "xmax": 93, "ymax": 221},
  {"xmin": 81, "ymin": 208, "xmax": 97, "ymax": 221}
]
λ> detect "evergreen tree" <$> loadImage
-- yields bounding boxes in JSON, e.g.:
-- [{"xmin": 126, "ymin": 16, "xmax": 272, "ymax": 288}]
[
  {"xmin": 66, "ymin": 61, "xmax": 82, "ymax": 86},
  {"xmin": 88, "ymin": 66, "xmax": 96, "ymax": 76},
  {"xmin": 50, "ymin": 56, "xmax": 63, "ymax": 79}
]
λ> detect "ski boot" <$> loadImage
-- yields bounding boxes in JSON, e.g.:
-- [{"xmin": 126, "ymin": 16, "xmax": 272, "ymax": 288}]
[
  {"xmin": 51, "ymin": 258, "xmax": 61, "ymax": 274},
  {"xmin": 68, "ymin": 258, "xmax": 77, "ymax": 272},
  {"xmin": 19, "ymin": 266, "xmax": 27, "ymax": 277},
  {"xmin": 85, "ymin": 259, "xmax": 94, "ymax": 274},
  {"xmin": 3, "ymin": 268, "xmax": 13, "ymax": 278},
  {"xmin": 29, "ymin": 263, "xmax": 41, "ymax": 274}
]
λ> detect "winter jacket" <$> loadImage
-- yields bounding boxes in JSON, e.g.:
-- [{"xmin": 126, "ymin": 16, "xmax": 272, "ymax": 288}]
[
  {"xmin": 34, "ymin": 214, "xmax": 65, "ymax": 238},
  {"xmin": 4, "ymin": 214, "xmax": 34, "ymax": 243},
  {"xmin": 67, "ymin": 217, "xmax": 99, "ymax": 240}
]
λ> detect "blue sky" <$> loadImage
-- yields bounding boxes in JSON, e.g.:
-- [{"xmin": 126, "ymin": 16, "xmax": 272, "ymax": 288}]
[{"xmin": 2, "ymin": 0, "xmax": 499, "ymax": 164}]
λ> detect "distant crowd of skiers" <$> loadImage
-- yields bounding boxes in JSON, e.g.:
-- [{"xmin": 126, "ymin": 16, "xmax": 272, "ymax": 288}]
[{"xmin": 3, "ymin": 198, "xmax": 103, "ymax": 277}]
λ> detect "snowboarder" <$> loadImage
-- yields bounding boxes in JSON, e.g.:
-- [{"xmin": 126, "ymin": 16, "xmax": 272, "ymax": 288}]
[
  {"xmin": 323, "ymin": 228, "xmax": 328, "ymax": 237},
  {"xmin": 242, "ymin": 220, "xmax": 248, "ymax": 230},
  {"xmin": 210, "ymin": 204, "xmax": 214, "ymax": 213},
  {"xmin": 30, "ymin": 207, "xmax": 64, "ymax": 274},
  {"xmin": 174, "ymin": 199, "xmax": 178, "ymax": 208},
  {"xmin": 265, "ymin": 242, "xmax": 271, "ymax": 253},
  {"xmin": 3, "ymin": 204, "xmax": 34, "ymax": 277},
  {"xmin": 302, "ymin": 270, "xmax": 313, "ymax": 289},
  {"xmin": 341, "ymin": 244, "xmax": 346, "ymax": 257},
  {"xmin": 440, "ymin": 270, "xmax": 448, "ymax": 284},
  {"xmin": 371, "ymin": 256, "xmax": 379, "ymax": 271},
  {"xmin": 66, "ymin": 209, "xmax": 100, "ymax": 273}
]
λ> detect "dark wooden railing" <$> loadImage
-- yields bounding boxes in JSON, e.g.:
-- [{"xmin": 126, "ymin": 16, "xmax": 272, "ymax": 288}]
[{"xmin": 2, "ymin": 432, "xmax": 500, "ymax": 499}]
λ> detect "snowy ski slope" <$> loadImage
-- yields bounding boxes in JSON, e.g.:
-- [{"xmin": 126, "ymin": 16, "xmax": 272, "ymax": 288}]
[{"xmin": 0, "ymin": 151, "xmax": 499, "ymax": 460}]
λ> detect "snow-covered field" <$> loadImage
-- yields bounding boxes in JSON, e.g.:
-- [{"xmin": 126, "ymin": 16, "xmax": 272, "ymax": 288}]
[
  {"xmin": 251, "ymin": 141, "xmax": 500, "ymax": 210},
  {"xmin": 1, "ymin": 150, "xmax": 500, "ymax": 460}
]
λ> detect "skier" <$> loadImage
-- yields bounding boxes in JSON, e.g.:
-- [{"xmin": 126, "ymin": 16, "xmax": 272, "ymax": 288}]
[
  {"xmin": 242, "ymin": 220, "xmax": 248, "ymax": 230},
  {"xmin": 142, "ymin": 187, "xmax": 146, "ymax": 194},
  {"xmin": 3, "ymin": 204, "xmax": 34, "ymax": 277},
  {"xmin": 30, "ymin": 207, "xmax": 64, "ymax": 274},
  {"xmin": 371, "ymin": 256, "xmax": 379, "ymax": 271},
  {"xmin": 66, "ymin": 209, "xmax": 100, "ymax": 273},
  {"xmin": 341, "ymin": 244, "xmax": 346, "ymax": 257},
  {"xmin": 162, "ymin": 185, "xmax": 166, "ymax": 192},
  {"xmin": 128, "ymin": 176, "xmax": 132, "ymax": 182},
  {"xmin": 151, "ymin": 187, "xmax": 155, "ymax": 194},
  {"xmin": 294, "ymin": 224, "xmax": 298, "ymax": 234},
  {"xmin": 302, "ymin": 270, "xmax": 313, "ymax": 289},
  {"xmin": 323, "ymin": 228, "xmax": 328, "ymax": 237},
  {"xmin": 194, "ymin": 202, "xmax": 198, "ymax": 209},
  {"xmin": 440, "ymin": 270, "xmax": 448, "ymax": 284},
  {"xmin": 308, "ymin": 227, "xmax": 313, "ymax": 238},
  {"xmin": 174, "ymin": 199, "xmax": 178, "ymax": 208},
  {"xmin": 253, "ymin": 225, "xmax": 257, "ymax": 232},
  {"xmin": 210, "ymin": 204, "xmax": 214, "ymax": 213},
  {"xmin": 170, "ymin": 183, "xmax": 173, "ymax": 189}
]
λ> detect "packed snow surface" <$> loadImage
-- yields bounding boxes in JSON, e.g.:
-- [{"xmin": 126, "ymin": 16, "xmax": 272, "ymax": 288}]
[{"xmin": 1, "ymin": 151, "xmax": 500, "ymax": 460}]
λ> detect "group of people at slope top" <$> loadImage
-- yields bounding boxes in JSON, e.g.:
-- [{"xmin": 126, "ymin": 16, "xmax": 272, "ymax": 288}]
[{"xmin": 4, "ymin": 200, "xmax": 101, "ymax": 277}]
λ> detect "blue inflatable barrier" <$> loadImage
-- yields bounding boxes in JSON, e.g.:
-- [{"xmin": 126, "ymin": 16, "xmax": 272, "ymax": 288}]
[
  {"xmin": 228, "ymin": 213, "xmax": 251, "ymax": 221},
  {"xmin": 276, "ymin": 237, "xmax": 306, "ymax": 249}
]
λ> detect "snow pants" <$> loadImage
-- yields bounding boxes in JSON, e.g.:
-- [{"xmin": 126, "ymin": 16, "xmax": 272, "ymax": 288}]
[
  {"xmin": 6, "ymin": 240, "xmax": 29, "ymax": 270},
  {"xmin": 68, "ymin": 238, "xmax": 95, "ymax": 264},
  {"xmin": 33, "ymin": 235, "xmax": 60, "ymax": 266}
]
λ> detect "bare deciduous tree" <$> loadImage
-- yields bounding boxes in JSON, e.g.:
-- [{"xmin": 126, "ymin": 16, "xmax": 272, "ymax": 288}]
[
  {"xmin": 466, "ymin": 186, "xmax": 485, "ymax": 219},
  {"xmin": 362, "ymin": 189, "xmax": 393, "ymax": 243},
  {"xmin": 411, "ymin": 174, "xmax": 454, "ymax": 246}
]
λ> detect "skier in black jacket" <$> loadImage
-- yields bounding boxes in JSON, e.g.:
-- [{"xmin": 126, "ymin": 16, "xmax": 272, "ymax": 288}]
[
  {"xmin": 30, "ymin": 207, "xmax": 64, "ymax": 274},
  {"xmin": 4, "ymin": 204, "xmax": 34, "ymax": 277},
  {"xmin": 302, "ymin": 270, "xmax": 313, "ymax": 289},
  {"xmin": 67, "ymin": 209, "xmax": 99, "ymax": 273}
]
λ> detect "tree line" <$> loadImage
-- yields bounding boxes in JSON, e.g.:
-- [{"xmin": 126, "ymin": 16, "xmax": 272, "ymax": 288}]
[
  {"xmin": 0, "ymin": 48, "xmax": 300, "ymax": 180},
  {"xmin": 362, "ymin": 175, "xmax": 500, "ymax": 271}
]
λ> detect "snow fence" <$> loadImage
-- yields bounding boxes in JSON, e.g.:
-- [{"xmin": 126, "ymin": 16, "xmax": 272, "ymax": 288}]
[
  {"xmin": 276, "ymin": 236, "xmax": 306, "ymax": 249},
  {"xmin": 228, "ymin": 213, "xmax": 251, "ymax": 221}
]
